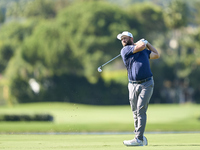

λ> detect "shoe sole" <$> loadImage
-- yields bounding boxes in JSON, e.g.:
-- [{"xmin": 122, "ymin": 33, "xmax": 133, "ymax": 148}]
[{"xmin": 123, "ymin": 142, "xmax": 143, "ymax": 146}]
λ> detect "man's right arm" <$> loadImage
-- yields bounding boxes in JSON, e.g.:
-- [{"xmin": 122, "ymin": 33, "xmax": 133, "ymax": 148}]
[
  {"xmin": 146, "ymin": 42, "xmax": 160, "ymax": 59},
  {"xmin": 133, "ymin": 40, "xmax": 146, "ymax": 54}
]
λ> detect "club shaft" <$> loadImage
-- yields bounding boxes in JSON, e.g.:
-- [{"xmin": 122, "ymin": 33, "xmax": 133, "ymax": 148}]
[{"xmin": 100, "ymin": 54, "xmax": 121, "ymax": 67}]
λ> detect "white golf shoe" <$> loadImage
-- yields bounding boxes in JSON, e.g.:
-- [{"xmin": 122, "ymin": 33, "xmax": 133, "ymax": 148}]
[
  {"xmin": 143, "ymin": 136, "xmax": 148, "ymax": 146},
  {"xmin": 123, "ymin": 136, "xmax": 148, "ymax": 146},
  {"xmin": 123, "ymin": 138, "xmax": 143, "ymax": 146}
]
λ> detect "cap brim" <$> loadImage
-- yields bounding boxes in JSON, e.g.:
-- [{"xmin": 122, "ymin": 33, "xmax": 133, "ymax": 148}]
[{"xmin": 117, "ymin": 34, "xmax": 122, "ymax": 40}]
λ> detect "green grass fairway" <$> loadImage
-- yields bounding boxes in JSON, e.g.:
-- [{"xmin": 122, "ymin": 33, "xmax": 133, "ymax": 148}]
[
  {"xmin": 0, "ymin": 103, "xmax": 199, "ymax": 132},
  {"xmin": 0, "ymin": 133, "xmax": 200, "ymax": 150}
]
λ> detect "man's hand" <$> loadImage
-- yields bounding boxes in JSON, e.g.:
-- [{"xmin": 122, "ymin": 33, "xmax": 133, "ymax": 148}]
[
  {"xmin": 133, "ymin": 39, "xmax": 146, "ymax": 54},
  {"xmin": 135, "ymin": 39, "xmax": 160, "ymax": 59},
  {"xmin": 142, "ymin": 39, "xmax": 148, "ymax": 45},
  {"xmin": 135, "ymin": 39, "xmax": 148, "ymax": 46},
  {"xmin": 135, "ymin": 38, "xmax": 144, "ymax": 45}
]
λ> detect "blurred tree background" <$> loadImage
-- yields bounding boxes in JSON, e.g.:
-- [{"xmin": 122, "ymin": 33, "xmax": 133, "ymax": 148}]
[{"xmin": 0, "ymin": 0, "xmax": 200, "ymax": 105}]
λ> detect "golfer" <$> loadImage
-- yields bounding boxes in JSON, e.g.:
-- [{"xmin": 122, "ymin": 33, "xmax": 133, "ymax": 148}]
[{"xmin": 117, "ymin": 31, "xmax": 160, "ymax": 146}]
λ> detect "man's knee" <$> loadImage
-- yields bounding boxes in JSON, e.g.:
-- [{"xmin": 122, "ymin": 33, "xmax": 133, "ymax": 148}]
[{"xmin": 137, "ymin": 106, "xmax": 147, "ymax": 116}]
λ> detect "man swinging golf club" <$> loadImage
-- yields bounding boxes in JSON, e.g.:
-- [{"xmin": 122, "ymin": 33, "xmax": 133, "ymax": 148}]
[{"xmin": 117, "ymin": 31, "xmax": 160, "ymax": 146}]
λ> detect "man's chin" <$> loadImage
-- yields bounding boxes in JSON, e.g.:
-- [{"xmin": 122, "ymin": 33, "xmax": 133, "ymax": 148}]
[{"xmin": 124, "ymin": 43, "xmax": 132, "ymax": 46}]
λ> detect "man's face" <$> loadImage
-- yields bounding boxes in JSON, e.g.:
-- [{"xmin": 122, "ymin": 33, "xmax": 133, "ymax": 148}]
[{"xmin": 121, "ymin": 36, "xmax": 133, "ymax": 46}]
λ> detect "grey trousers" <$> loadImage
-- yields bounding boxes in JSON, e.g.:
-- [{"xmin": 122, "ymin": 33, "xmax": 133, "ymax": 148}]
[{"xmin": 128, "ymin": 78, "xmax": 154, "ymax": 141}]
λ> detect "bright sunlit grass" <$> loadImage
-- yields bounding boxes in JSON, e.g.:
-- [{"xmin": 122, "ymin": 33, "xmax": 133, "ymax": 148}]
[{"xmin": 0, "ymin": 133, "xmax": 200, "ymax": 150}]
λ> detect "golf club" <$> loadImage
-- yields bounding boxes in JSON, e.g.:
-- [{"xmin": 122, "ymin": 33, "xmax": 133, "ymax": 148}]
[{"xmin": 97, "ymin": 54, "xmax": 121, "ymax": 72}]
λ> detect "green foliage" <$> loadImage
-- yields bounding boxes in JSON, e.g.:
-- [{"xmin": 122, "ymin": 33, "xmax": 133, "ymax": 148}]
[
  {"xmin": 9, "ymin": 76, "xmax": 35, "ymax": 103},
  {"xmin": 0, "ymin": 21, "xmax": 35, "ymax": 43},
  {"xmin": 23, "ymin": 0, "xmax": 56, "ymax": 19},
  {"xmin": 5, "ymin": 0, "xmax": 57, "ymax": 19},
  {"xmin": 127, "ymin": 2, "xmax": 167, "ymax": 41},
  {"xmin": 0, "ymin": 8, "xmax": 5, "ymax": 23},
  {"xmin": 0, "ymin": 43, "xmax": 14, "ymax": 72},
  {"xmin": 21, "ymin": 21, "xmax": 82, "ymax": 77},
  {"xmin": 163, "ymin": 0, "xmax": 188, "ymax": 29},
  {"xmin": 0, "ymin": 20, "xmax": 37, "ymax": 73},
  {"xmin": 57, "ymin": 1, "xmax": 132, "ymax": 82},
  {"xmin": 0, "ymin": 0, "xmax": 200, "ymax": 104},
  {"xmin": 15, "ymin": 74, "xmax": 128, "ymax": 105},
  {"xmin": 192, "ymin": 1, "xmax": 200, "ymax": 25},
  {"xmin": 101, "ymin": 70, "xmax": 128, "ymax": 85}
]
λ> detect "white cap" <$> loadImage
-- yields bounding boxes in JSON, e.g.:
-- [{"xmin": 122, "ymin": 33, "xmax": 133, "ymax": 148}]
[{"xmin": 117, "ymin": 31, "xmax": 133, "ymax": 40}]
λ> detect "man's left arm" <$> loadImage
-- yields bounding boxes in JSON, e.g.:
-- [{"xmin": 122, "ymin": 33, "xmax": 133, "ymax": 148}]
[{"xmin": 146, "ymin": 42, "xmax": 160, "ymax": 59}]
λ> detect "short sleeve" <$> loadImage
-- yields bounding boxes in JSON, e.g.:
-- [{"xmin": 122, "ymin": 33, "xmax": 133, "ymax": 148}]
[{"xmin": 120, "ymin": 45, "xmax": 135, "ymax": 58}]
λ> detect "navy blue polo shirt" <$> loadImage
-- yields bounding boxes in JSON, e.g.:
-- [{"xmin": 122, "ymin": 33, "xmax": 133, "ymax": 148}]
[{"xmin": 120, "ymin": 45, "xmax": 152, "ymax": 81}]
